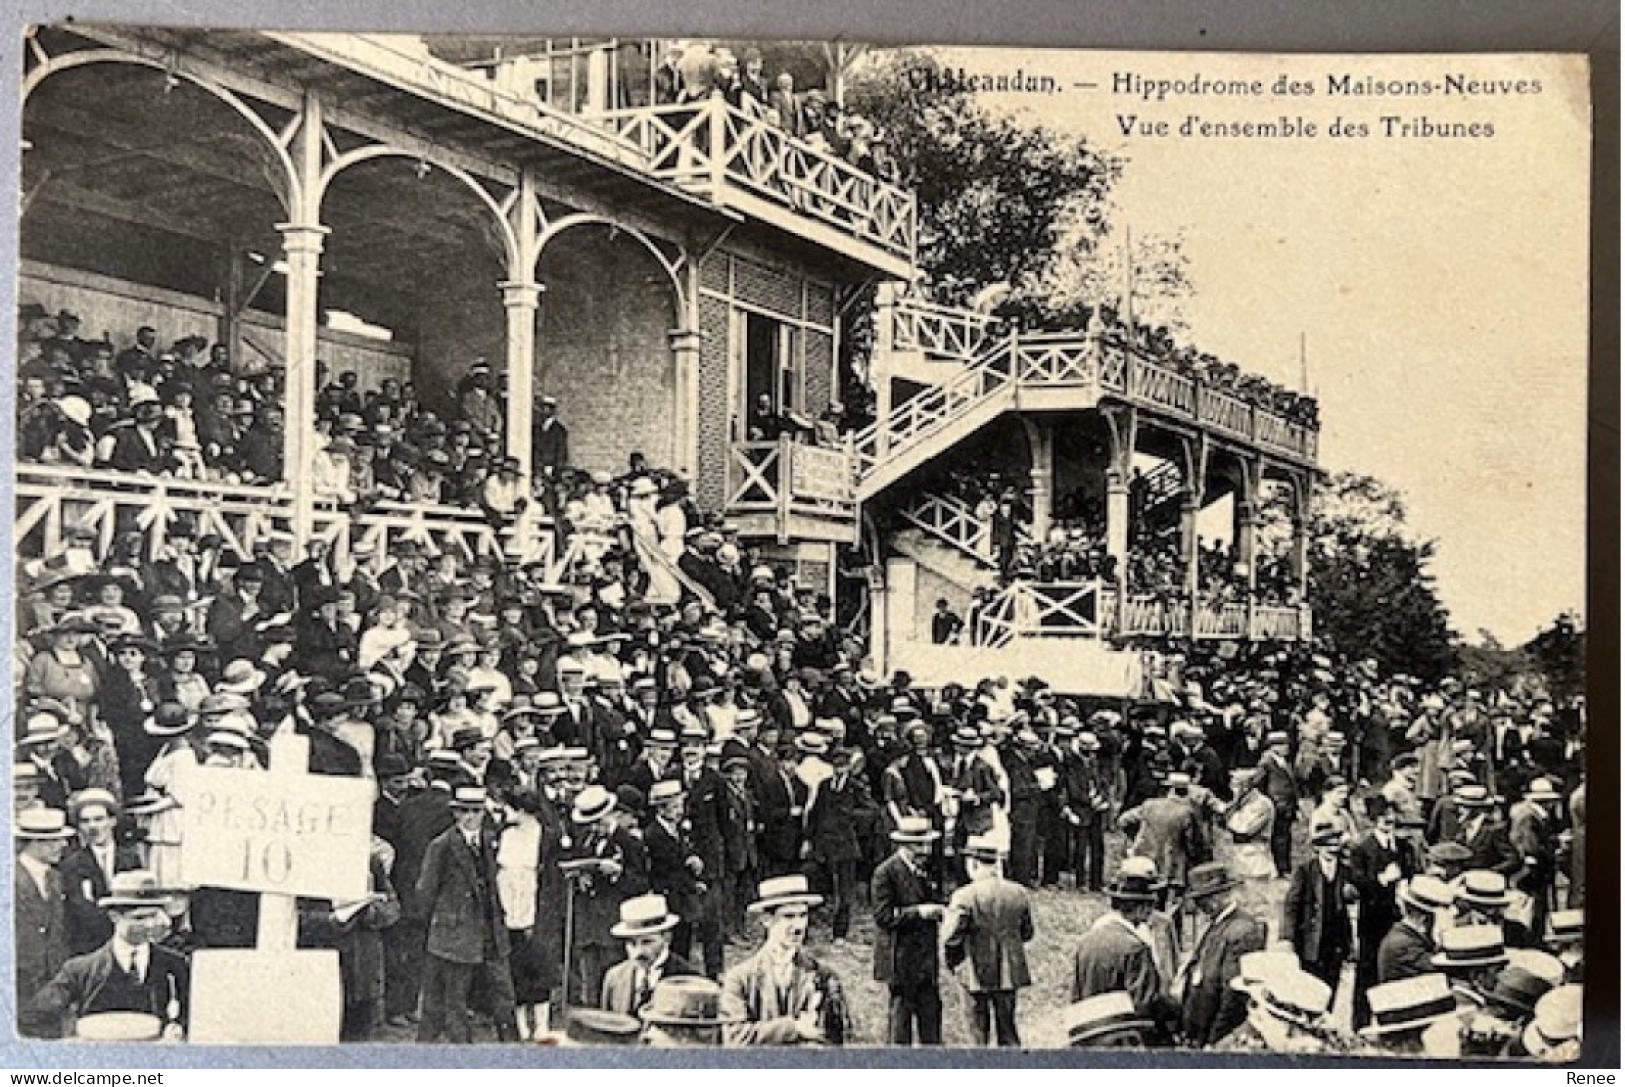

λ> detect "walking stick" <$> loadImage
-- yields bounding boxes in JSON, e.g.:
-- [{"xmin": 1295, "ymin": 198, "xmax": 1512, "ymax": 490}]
[{"xmin": 561, "ymin": 873, "xmax": 577, "ymax": 1014}]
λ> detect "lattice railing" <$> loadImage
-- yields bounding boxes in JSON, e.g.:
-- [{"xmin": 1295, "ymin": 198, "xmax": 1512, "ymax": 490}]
[
  {"xmin": 15, "ymin": 465, "xmax": 555, "ymax": 571},
  {"xmin": 1014, "ymin": 334, "xmax": 1095, "ymax": 384},
  {"xmin": 852, "ymin": 338, "xmax": 1019, "ymax": 476},
  {"xmin": 15, "ymin": 465, "xmax": 297, "ymax": 561},
  {"xmin": 591, "ymin": 99, "xmax": 917, "ymax": 262},
  {"xmin": 1127, "ymin": 353, "xmax": 1198, "ymax": 415},
  {"xmin": 727, "ymin": 439, "xmax": 858, "ymax": 530},
  {"xmin": 1193, "ymin": 601, "xmax": 1251, "ymax": 639},
  {"xmin": 1251, "ymin": 604, "xmax": 1311, "ymax": 641},
  {"xmin": 896, "ymin": 491, "xmax": 1034, "ymax": 568},
  {"xmin": 890, "ymin": 297, "xmax": 1000, "ymax": 363},
  {"xmin": 970, "ymin": 584, "xmax": 1020, "ymax": 648}
]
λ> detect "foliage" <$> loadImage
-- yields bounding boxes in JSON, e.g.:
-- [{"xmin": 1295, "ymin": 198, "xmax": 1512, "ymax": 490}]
[
  {"xmin": 1523, "ymin": 611, "xmax": 1586, "ymax": 702},
  {"xmin": 1300, "ymin": 472, "xmax": 1459, "ymax": 682},
  {"xmin": 846, "ymin": 50, "xmax": 1122, "ymax": 308}
]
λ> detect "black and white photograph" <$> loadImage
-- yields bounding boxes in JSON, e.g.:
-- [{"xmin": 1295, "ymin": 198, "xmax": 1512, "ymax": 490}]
[{"xmin": 5, "ymin": 22, "xmax": 1602, "ymax": 1061}]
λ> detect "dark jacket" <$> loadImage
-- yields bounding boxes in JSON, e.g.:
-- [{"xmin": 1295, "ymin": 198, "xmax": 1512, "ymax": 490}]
[
  {"xmin": 1348, "ymin": 830, "xmax": 1410, "ymax": 953},
  {"xmin": 30, "ymin": 940, "xmax": 190, "ymax": 1036},
  {"xmin": 1376, "ymin": 918, "xmax": 1435, "ymax": 983},
  {"xmin": 58, "ymin": 844, "xmax": 144, "ymax": 956},
  {"xmin": 16, "ymin": 862, "xmax": 70, "ymax": 1037},
  {"xmin": 1284, "ymin": 856, "xmax": 1354, "ymax": 970},
  {"xmin": 415, "ymin": 824, "xmax": 509, "ymax": 966},
  {"xmin": 1179, "ymin": 905, "xmax": 1267, "ymax": 1047},
  {"xmin": 871, "ymin": 850, "xmax": 941, "ymax": 988},
  {"xmin": 806, "ymin": 771, "xmax": 874, "ymax": 865}
]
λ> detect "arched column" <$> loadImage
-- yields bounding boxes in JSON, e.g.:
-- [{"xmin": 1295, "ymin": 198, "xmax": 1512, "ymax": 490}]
[{"xmin": 281, "ymin": 91, "xmax": 328, "ymax": 543}]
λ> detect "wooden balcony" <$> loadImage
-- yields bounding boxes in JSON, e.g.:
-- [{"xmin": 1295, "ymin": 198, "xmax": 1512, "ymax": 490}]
[
  {"xmin": 725, "ymin": 438, "xmax": 859, "ymax": 544},
  {"xmin": 965, "ymin": 578, "xmax": 1312, "ymax": 646},
  {"xmin": 591, "ymin": 99, "xmax": 917, "ymax": 276},
  {"xmin": 16, "ymin": 464, "xmax": 559, "ymax": 574}
]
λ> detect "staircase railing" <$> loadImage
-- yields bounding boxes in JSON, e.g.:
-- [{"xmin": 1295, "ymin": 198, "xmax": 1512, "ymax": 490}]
[
  {"xmin": 897, "ymin": 491, "xmax": 1032, "ymax": 569},
  {"xmin": 853, "ymin": 336, "xmax": 1019, "ymax": 477}
]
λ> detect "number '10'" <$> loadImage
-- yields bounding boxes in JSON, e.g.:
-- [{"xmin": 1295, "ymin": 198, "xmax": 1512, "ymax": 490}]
[{"xmin": 240, "ymin": 838, "xmax": 295, "ymax": 884}]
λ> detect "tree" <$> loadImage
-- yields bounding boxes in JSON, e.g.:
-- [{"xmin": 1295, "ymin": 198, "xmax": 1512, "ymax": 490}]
[
  {"xmin": 1299, "ymin": 472, "xmax": 1458, "ymax": 682},
  {"xmin": 845, "ymin": 50, "xmax": 1122, "ymax": 307},
  {"xmin": 1523, "ymin": 611, "xmax": 1586, "ymax": 702}
]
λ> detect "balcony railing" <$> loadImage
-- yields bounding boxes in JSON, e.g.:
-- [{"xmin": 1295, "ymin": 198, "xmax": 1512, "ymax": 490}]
[
  {"xmin": 592, "ymin": 99, "xmax": 917, "ymax": 263},
  {"xmin": 960, "ymin": 578, "xmax": 1311, "ymax": 644},
  {"xmin": 889, "ymin": 295, "xmax": 1001, "ymax": 364},
  {"xmin": 15, "ymin": 464, "xmax": 555, "ymax": 572},
  {"xmin": 727, "ymin": 438, "xmax": 858, "ymax": 533}
]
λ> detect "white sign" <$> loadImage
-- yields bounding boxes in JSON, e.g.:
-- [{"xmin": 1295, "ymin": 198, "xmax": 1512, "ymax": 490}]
[
  {"xmin": 790, "ymin": 444, "xmax": 855, "ymax": 502},
  {"xmin": 177, "ymin": 766, "xmax": 375, "ymax": 901}
]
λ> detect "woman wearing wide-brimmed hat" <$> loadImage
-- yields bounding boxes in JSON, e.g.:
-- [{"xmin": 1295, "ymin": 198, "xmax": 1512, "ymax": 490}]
[
  {"xmin": 137, "ymin": 701, "xmax": 198, "ymax": 890},
  {"xmin": 24, "ymin": 614, "xmax": 102, "ymax": 725}
]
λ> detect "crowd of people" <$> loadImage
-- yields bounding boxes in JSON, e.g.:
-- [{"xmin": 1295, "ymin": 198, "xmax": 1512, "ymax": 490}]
[
  {"xmin": 1112, "ymin": 314, "xmax": 1321, "ymax": 430},
  {"xmin": 16, "ymin": 307, "xmax": 286, "ymax": 484},
  {"xmin": 652, "ymin": 45, "xmax": 899, "ymax": 182},
  {"xmin": 11, "ymin": 492, "xmax": 1586, "ymax": 1053}
]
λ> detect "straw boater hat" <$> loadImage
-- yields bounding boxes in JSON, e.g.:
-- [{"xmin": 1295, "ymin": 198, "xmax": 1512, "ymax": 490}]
[
  {"xmin": 1062, "ymin": 991, "xmax": 1154, "ymax": 1047},
  {"xmin": 1230, "ymin": 949, "xmax": 1302, "ymax": 994},
  {"xmin": 15, "ymin": 808, "xmax": 77, "ymax": 841},
  {"xmin": 1431, "ymin": 924, "xmax": 1509, "ymax": 972},
  {"xmin": 610, "ymin": 893, "xmax": 681, "ymax": 939},
  {"xmin": 747, "ymin": 874, "xmax": 823, "ymax": 914},
  {"xmin": 216, "ymin": 659, "xmax": 267, "ymax": 695},
  {"xmin": 69, "ymin": 788, "xmax": 126, "ymax": 824},
  {"xmin": 1258, "ymin": 969, "xmax": 1333, "ymax": 1030},
  {"xmin": 1359, "ymin": 974, "xmax": 1458, "ymax": 1037},
  {"xmin": 1398, "ymin": 874, "xmax": 1457, "ymax": 913},
  {"xmin": 1522, "ymin": 985, "xmax": 1583, "ymax": 1059},
  {"xmin": 449, "ymin": 786, "xmax": 489, "ymax": 810},
  {"xmin": 74, "ymin": 1012, "xmax": 164, "ymax": 1042},
  {"xmin": 563, "ymin": 1008, "xmax": 645, "ymax": 1046},
  {"xmin": 1524, "ymin": 778, "xmax": 1564, "ymax": 804},
  {"xmin": 961, "ymin": 832, "xmax": 1005, "ymax": 864},
  {"xmin": 97, "ymin": 868, "xmax": 178, "ymax": 910},
  {"xmin": 648, "ymin": 780, "xmax": 685, "ymax": 806},
  {"xmin": 1105, "ymin": 856, "xmax": 1163, "ymax": 903},
  {"xmin": 1505, "ymin": 949, "xmax": 1567, "ymax": 990},
  {"xmin": 889, "ymin": 815, "xmax": 940, "ymax": 844},
  {"xmin": 572, "ymin": 785, "xmax": 618, "ymax": 825},
  {"xmin": 1545, "ymin": 909, "xmax": 1584, "ymax": 946},
  {"xmin": 1457, "ymin": 870, "xmax": 1514, "ymax": 911}
]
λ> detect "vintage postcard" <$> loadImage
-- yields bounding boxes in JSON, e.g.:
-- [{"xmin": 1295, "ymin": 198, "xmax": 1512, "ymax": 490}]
[{"xmin": 9, "ymin": 25, "xmax": 1593, "ymax": 1061}]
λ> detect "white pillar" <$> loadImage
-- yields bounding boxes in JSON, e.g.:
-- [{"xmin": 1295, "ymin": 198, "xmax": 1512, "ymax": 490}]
[
  {"xmin": 502, "ymin": 280, "xmax": 541, "ymax": 473},
  {"xmin": 279, "ymin": 222, "xmax": 329, "ymax": 544},
  {"xmin": 1105, "ymin": 468, "xmax": 1130, "ymax": 575},
  {"xmin": 669, "ymin": 327, "xmax": 702, "ymax": 481},
  {"xmin": 1024, "ymin": 416, "xmax": 1055, "ymax": 540}
]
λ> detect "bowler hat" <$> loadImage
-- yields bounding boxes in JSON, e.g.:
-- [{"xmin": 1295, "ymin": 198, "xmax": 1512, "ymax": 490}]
[
  {"xmin": 564, "ymin": 1008, "xmax": 644, "ymax": 1046},
  {"xmin": 1184, "ymin": 862, "xmax": 1240, "ymax": 899},
  {"xmin": 640, "ymin": 976, "xmax": 735, "ymax": 1027}
]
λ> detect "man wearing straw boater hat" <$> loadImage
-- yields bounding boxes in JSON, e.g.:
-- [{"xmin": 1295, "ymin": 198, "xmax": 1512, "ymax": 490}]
[
  {"xmin": 414, "ymin": 786, "xmax": 517, "ymax": 1043},
  {"xmin": 1359, "ymin": 973, "xmax": 1460, "ymax": 1055},
  {"xmin": 942, "ymin": 832, "xmax": 1033, "ymax": 1047},
  {"xmin": 29, "ymin": 869, "xmax": 189, "ymax": 1041},
  {"xmin": 1378, "ymin": 874, "xmax": 1457, "ymax": 984},
  {"xmin": 60, "ymin": 788, "xmax": 142, "ymax": 956},
  {"xmin": 871, "ymin": 815, "xmax": 947, "ymax": 1045},
  {"xmin": 15, "ymin": 807, "xmax": 77, "ymax": 1038},
  {"xmin": 599, "ymin": 893, "xmax": 699, "ymax": 1017},
  {"xmin": 720, "ymin": 874, "xmax": 847, "ymax": 1046}
]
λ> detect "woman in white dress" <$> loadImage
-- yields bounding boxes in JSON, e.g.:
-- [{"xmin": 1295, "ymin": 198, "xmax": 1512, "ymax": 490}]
[
  {"xmin": 1225, "ymin": 767, "xmax": 1278, "ymax": 881},
  {"xmin": 138, "ymin": 707, "xmax": 201, "ymax": 889},
  {"xmin": 627, "ymin": 478, "xmax": 681, "ymax": 605}
]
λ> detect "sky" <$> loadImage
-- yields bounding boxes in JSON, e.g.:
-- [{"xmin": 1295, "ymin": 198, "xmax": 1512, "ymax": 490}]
[{"xmin": 918, "ymin": 48, "xmax": 1591, "ymax": 645}]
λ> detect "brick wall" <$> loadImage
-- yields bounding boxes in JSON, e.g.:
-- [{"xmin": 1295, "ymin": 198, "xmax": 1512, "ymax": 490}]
[
  {"xmin": 696, "ymin": 294, "xmax": 732, "ymax": 511},
  {"xmin": 537, "ymin": 231, "xmax": 679, "ymax": 476}
]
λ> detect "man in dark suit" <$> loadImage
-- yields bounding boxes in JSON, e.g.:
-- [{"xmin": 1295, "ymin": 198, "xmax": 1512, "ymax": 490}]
[
  {"xmin": 942, "ymin": 834, "xmax": 1033, "ymax": 1047},
  {"xmin": 532, "ymin": 396, "xmax": 569, "ymax": 478},
  {"xmin": 599, "ymin": 893, "xmax": 699, "ymax": 1017},
  {"xmin": 15, "ymin": 808, "xmax": 76, "ymax": 1038},
  {"xmin": 677, "ymin": 731, "xmax": 728, "ymax": 976},
  {"xmin": 30, "ymin": 869, "xmax": 190, "ymax": 1039},
  {"xmin": 387, "ymin": 758, "xmax": 459, "ymax": 1026},
  {"xmin": 942, "ymin": 726, "xmax": 1004, "ymax": 882},
  {"xmin": 641, "ymin": 779, "xmax": 704, "ymax": 966},
  {"xmin": 1059, "ymin": 729, "xmax": 1111, "ymax": 891},
  {"xmin": 1348, "ymin": 797, "xmax": 1414, "ymax": 1027},
  {"xmin": 1376, "ymin": 874, "xmax": 1454, "ymax": 984},
  {"xmin": 1177, "ymin": 862, "xmax": 1267, "ymax": 1047},
  {"xmin": 1245, "ymin": 731, "xmax": 1300, "ymax": 876},
  {"xmin": 755, "ymin": 742, "xmax": 803, "ymax": 878},
  {"xmin": 805, "ymin": 746, "xmax": 876, "ymax": 941},
  {"xmin": 871, "ymin": 816, "xmax": 946, "ymax": 1045},
  {"xmin": 59, "ymin": 790, "xmax": 143, "ymax": 956},
  {"xmin": 562, "ymin": 786, "xmax": 650, "ymax": 1007},
  {"xmin": 1453, "ymin": 784, "xmax": 1520, "ymax": 876},
  {"xmin": 1283, "ymin": 825, "xmax": 1355, "ymax": 995},
  {"xmin": 413, "ymin": 787, "xmax": 516, "ymax": 1043}
]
